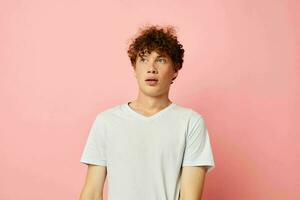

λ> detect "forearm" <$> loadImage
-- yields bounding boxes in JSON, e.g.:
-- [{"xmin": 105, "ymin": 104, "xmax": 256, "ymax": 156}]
[
  {"xmin": 179, "ymin": 194, "xmax": 203, "ymax": 200},
  {"xmin": 79, "ymin": 187, "xmax": 103, "ymax": 200},
  {"xmin": 80, "ymin": 197, "xmax": 102, "ymax": 200},
  {"xmin": 79, "ymin": 194, "xmax": 102, "ymax": 200}
]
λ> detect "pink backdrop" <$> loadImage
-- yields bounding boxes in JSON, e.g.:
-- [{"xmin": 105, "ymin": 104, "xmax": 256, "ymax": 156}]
[{"xmin": 1, "ymin": 0, "xmax": 299, "ymax": 199}]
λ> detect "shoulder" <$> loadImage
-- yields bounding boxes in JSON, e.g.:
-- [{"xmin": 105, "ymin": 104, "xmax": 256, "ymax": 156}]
[
  {"xmin": 93, "ymin": 103, "xmax": 125, "ymax": 121},
  {"xmin": 175, "ymin": 103, "xmax": 204, "ymax": 121}
]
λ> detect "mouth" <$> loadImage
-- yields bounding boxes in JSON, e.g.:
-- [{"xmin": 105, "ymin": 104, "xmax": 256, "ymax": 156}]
[
  {"xmin": 145, "ymin": 78, "xmax": 159, "ymax": 86},
  {"xmin": 145, "ymin": 77, "xmax": 158, "ymax": 81}
]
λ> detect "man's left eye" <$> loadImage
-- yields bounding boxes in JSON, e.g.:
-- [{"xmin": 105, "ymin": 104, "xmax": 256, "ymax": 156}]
[{"xmin": 158, "ymin": 59, "xmax": 166, "ymax": 63}]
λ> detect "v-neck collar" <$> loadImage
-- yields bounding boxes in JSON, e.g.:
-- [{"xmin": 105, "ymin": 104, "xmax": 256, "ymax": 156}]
[{"xmin": 123, "ymin": 101, "xmax": 176, "ymax": 121}]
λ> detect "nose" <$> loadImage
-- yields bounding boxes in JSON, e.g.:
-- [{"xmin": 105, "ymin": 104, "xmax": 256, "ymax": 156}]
[
  {"xmin": 147, "ymin": 69, "xmax": 157, "ymax": 74},
  {"xmin": 147, "ymin": 61, "xmax": 158, "ymax": 74}
]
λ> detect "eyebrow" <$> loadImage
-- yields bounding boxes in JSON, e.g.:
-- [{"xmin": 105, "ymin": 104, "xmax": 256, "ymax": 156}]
[{"xmin": 140, "ymin": 55, "xmax": 167, "ymax": 58}]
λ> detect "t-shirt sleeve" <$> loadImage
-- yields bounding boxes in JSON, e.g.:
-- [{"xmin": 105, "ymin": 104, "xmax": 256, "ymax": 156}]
[
  {"xmin": 80, "ymin": 113, "xmax": 107, "ymax": 166},
  {"xmin": 182, "ymin": 112, "xmax": 215, "ymax": 173}
]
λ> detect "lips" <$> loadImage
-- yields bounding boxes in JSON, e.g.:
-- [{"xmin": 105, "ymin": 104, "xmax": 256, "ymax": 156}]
[
  {"xmin": 145, "ymin": 77, "xmax": 159, "ymax": 86},
  {"xmin": 145, "ymin": 77, "xmax": 158, "ymax": 81}
]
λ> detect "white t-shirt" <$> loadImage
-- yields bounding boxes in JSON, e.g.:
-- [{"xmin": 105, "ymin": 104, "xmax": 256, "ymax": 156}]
[{"xmin": 80, "ymin": 102, "xmax": 215, "ymax": 200}]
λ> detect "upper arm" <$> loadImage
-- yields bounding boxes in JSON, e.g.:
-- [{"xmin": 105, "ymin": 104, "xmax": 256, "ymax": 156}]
[
  {"xmin": 179, "ymin": 112, "xmax": 215, "ymax": 199},
  {"xmin": 182, "ymin": 113, "xmax": 215, "ymax": 172},
  {"xmin": 79, "ymin": 114, "xmax": 108, "ymax": 199},
  {"xmin": 179, "ymin": 166, "xmax": 207, "ymax": 200},
  {"xmin": 80, "ymin": 164, "xmax": 107, "ymax": 199}
]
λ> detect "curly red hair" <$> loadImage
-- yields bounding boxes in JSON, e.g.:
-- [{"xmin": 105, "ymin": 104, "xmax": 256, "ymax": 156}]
[{"xmin": 127, "ymin": 24, "xmax": 185, "ymax": 72}]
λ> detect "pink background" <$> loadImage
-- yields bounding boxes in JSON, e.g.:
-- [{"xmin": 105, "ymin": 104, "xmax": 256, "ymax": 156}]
[{"xmin": 1, "ymin": 0, "xmax": 299, "ymax": 199}]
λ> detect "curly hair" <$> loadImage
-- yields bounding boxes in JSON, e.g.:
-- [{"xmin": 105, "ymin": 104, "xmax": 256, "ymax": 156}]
[{"xmin": 127, "ymin": 24, "xmax": 185, "ymax": 72}]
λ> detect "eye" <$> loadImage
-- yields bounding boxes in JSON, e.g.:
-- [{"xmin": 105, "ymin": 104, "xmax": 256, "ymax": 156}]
[{"xmin": 157, "ymin": 58, "xmax": 166, "ymax": 63}]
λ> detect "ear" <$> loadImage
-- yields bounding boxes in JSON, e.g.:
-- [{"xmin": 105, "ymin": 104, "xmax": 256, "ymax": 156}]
[
  {"xmin": 172, "ymin": 70, "xmax": 178, "ymax": 81},
  {"xmin": 133, "ymin": 66, "xmax": 137, "ymax": 78}
]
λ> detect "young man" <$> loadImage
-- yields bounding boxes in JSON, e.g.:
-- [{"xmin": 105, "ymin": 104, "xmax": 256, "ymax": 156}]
[{"xmin": 79, "ymin": 25, "xmax": 215, "ymax": 200}]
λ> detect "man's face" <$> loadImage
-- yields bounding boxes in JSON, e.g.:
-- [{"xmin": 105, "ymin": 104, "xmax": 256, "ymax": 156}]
[{"xmin": 133, "ymin": 50, "xmax": 178, "ymax": 97}]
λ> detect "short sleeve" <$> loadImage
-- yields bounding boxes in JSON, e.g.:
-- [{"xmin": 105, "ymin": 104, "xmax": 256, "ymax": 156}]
[
  {"xmin": 80, "ymin": 113, "xmax": 107, "ymax": 166},
  {"xmin": 182, "ymin": 112, "xmax": 215, "ymax": 173}
]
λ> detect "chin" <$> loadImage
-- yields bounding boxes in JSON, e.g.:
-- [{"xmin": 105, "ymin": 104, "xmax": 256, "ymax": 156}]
[{"xmin": 139, "ymin": 88, "xmax": 159, "ymax": 96}]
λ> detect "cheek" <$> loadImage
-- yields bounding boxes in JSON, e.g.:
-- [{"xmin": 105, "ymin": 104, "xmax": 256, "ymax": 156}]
[
  {"xmin": 134, "ymin": 68, "xmax": 142, "ymax": 77},
  {"xmin": 162, "ymin": 68, "xmax": 174, "ymax": 78}
]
